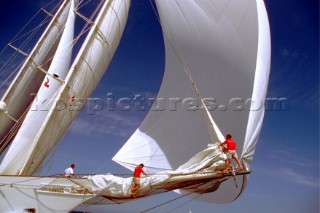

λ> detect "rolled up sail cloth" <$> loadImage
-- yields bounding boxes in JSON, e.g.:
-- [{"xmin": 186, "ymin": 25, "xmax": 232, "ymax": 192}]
[{"xmin": 85, "ymin": 144, "xmax": 226, "ymax": 198}]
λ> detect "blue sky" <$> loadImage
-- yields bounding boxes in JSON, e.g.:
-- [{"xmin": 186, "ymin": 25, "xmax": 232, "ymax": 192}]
[{"xmin": 0, "ymin": 0, "xmax": 319, "ymax": 213}]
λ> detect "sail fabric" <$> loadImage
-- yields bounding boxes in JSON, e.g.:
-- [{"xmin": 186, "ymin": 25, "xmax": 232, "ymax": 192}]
[
  {"xmin": 0, "ymin": 0, "xmax": 78, "ymax": 175},
  {"xmin": 0, "ymin": 0, "xmax": 73, "ymax": 147},
  {"xmin": 113, "ymin": 0, "xmax": 270, "ymax": 203},
  {"xmin": 78, "ymin": 144, "xmax": 226, "ymax": 198},
  {"xmin": 241, "ymin": 0, "xmax": 271, "ymax": 168},
  {"xmin": 11, "ymin": 0, "xmax": 130, "ymax": 175}
]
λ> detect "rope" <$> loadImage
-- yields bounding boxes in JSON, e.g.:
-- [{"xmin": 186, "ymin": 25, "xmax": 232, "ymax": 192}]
[
  {"xmin": 141, "ymin": 192, "xmax": 195, "ymax": 213},
  {"xmin": 0, "ymin": 104, "xmax": 31, "ymax": 154},
  {"xmin": 21, "ymin": 0, "xmax": 107, "ymax": 175},
  {"xmin": 138, "ymin": 170, "xmax": 247, "ymax": 213},
  {"xmin": 83, "ymin": 201, "xmax": 88, "ymax": 213},
  {"xmin": 0, "ymin": 0, "xmax": 65, "ymax": 88},
  {"xmin": 0, "ymin": 175, "xmax": 49, "ymax": 187},
  {"xmin": 140, "ymin": 180, "xmax": 215, "ymax": 213},
  {"xmin": 1, "ymin": 0, "xmax": 105, "ymax": 175},
  {"xmin": 166, "ymin": 194, "xmax": 202, "ymax": 213}
]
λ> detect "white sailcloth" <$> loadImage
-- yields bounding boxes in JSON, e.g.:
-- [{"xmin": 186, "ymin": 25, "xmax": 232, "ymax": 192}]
[
  {"xmin": 0, "ymin": 0, "xmax": 73, "ymax": 144},
  {"xmin": 0, "ymin": 0, "xmax": 130, "ymax": 176},
  {"xmin": 113, "ymin": 0, "xmax": 271, "ymax": 203},
  {"xmin": 0, "ymin": 1, "xmax": 131, "ymax": 212},
  {"xmin": 241, "ymin": 0, "xmax": 271, "ymax": 168},
  {"xmin": 0, "ymin": 0, "xmax": 78, "ymax": 175}
]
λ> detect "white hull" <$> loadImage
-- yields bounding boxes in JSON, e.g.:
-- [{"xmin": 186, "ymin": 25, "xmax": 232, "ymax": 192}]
[{"xmin": 0, "ymin": 176, "xmax": 94, "ymax": 213}]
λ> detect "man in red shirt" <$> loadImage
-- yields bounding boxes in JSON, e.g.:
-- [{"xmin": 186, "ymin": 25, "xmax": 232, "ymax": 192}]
[
  {"xmin": 220, "ymin": 134, "xmax": 243, "ymax": 172},
  {"xmin": 131, "ymin": 163, "xmax": 148, "ymax": 197}
]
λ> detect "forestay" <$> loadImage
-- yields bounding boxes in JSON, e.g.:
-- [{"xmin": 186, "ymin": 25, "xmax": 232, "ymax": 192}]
[{"xmin": 113, "ymin": 0, "xmax": 271, "ymax": 203}]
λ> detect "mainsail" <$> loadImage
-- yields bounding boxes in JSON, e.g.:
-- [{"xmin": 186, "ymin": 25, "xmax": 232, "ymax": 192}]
[
  {"xmin": 0, "ymin": 0, "xmax": 78, "ymax": 176},
  {"xmin": 0, "ymin": 0, "xmax": 73, "ymax": 152},
  {"xmin": 113, "ymin": 0, "xmax": 271, "ymax": 203},
  {"xmin": 0, "ymin": 0, "xmax": 131, "ymax": 175}
]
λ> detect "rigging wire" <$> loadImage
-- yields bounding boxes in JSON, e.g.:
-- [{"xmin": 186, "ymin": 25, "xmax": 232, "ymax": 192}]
[
  {"xmin": 1, "ymin": 0, "xmax": 91, "ymax": 172},
  {"xmin": 140, "ymin": 180, "xmax": 217, "ymax": 213},
  {"xmin": 0, "ymin": 58, "xmax": 24, "ymax": 89},
  {"xmin": 0, "ymin": 104, "xmax": 31, "ymax": 154},
  {"xmin": 165, "ymin": 194, "xmax": 202, "ymax": 213},
  {"xmin": 0, "ymin": 8, "xmax": 42, "ymax": 56},
  {"xmin": 0, "ymin": 18, "xmax": 50, "ymax": 78},
  {"xmin": 0, "ymin": 0, "xmax": 59, "ymax": 88},
  {"xmin": 33, "ymin": 0, "xmax": 113, "ymax": 175},
  {"xmin": 140, "ymin": 192, "xmax": 194, "ymax": 213},
  {"xmin": 31, "ymin": 1, "xmax": 116, "ymax": 176},
  {"xmin": 0, "ymin": 0, "xmax": 59, "ymax": 56},
  {"xmin": 1, "ymin": 0, "xmax": 101, "ymax": 172}
]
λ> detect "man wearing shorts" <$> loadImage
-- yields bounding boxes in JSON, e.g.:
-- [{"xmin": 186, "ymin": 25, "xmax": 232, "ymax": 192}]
[
  {"xmin": 131, "ymin": 163, "xmax": 148, "ymax": 197},
  {"xmin": 220, "ymin": 134, "xmax": 243, "ymax": 172}
]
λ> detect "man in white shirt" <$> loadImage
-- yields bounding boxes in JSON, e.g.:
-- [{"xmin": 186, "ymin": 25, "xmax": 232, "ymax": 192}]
[{"xmin": 64, "ymin": 164, "xmax": 76, "ymax": 177}]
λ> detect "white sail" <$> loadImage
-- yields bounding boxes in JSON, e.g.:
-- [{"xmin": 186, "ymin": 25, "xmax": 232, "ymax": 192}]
[
  {"xmin": 0, "ymin": 0, "xmax": 131, "ymax": 176},
  {"xmin": 0, "ymin": 0, "xmax": 78, "ymax": 175},
  {"xmin": 113, "ymin": 0, "xmax": 271, "ymax": 203},
  {"xmin": 0, "ymin": 1, "xmax": 131, "ymax": 212},
  {"xmin": 0, "ymin": 0, "xmax": 270, "ymax": 210},
  {"xmin": 0, "ymin": 0, "xmax": 73, "ymax": 146},
  {"xmin": 241, "ymin": 0, "xmax": 271, "ymax": 167}
]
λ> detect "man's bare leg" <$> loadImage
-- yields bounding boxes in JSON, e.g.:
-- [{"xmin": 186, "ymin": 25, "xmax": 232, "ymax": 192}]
[
  {"xmin": 224, "ymin": 158, "xmax": 230, "ymax": 173},
  {"xmin": 233, "ymin": 157, "xmax": 243, "ymax": 170},
  {"xmin": 131, "ymin": 184, "xmax": 140, "ymax": 197}
]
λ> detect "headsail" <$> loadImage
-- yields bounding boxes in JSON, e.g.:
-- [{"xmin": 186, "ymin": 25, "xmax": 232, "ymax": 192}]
[{"xmin": 113, "ymin": 0, "xmax": 271, "ymax": 203}]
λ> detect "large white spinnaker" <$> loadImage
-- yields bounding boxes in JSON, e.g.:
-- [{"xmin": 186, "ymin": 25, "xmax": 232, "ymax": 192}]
[
  {"xmin": 113, "ymin": 0, "xmax": 271, "ymax": 203},
  {"xmin": 0, "ymin": 0, "xmax": 73, "ymax": 149},
  {"xmin": 0, "ymin": 0, "xmax": 130, "ymax": 176},
  {"xmin": 241, "ymin": 0, "xmax": 271, "ymax": 168},
  {"xmin": 0, "ymin": 0, "xmax": 78, "ymax": 175}
]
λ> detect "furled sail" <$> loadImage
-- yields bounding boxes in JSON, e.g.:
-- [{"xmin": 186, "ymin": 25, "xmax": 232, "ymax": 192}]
[
  {"xmin": 113, "ymin": 0, "xmax": 271, "ymax": 203},
  {"xmin": 0, "ymin": 0, "xmax": 73, "ymax": 150},
  {"xmin": 0, "ymin": 0, "xmax": 131, "ymax": 176}
]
